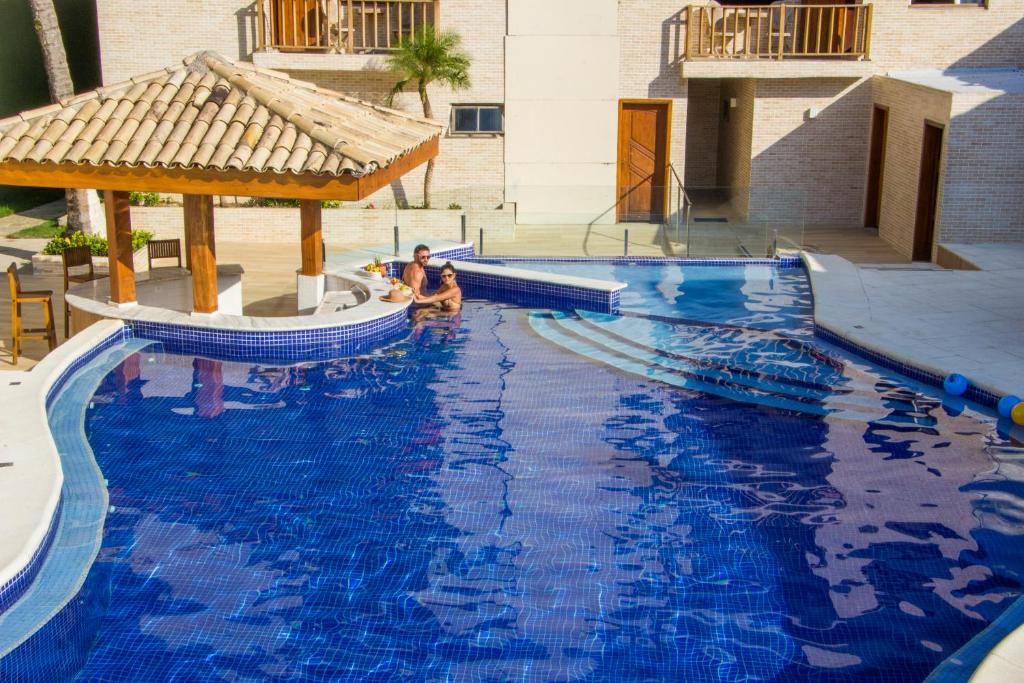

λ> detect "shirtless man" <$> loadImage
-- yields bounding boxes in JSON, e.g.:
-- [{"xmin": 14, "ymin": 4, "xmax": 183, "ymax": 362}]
[{"xmin": 402, "ymin": 244, "xmax": 431, "ymax": 295}]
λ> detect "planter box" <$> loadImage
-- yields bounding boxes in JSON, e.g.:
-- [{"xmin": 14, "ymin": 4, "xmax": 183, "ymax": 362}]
[{"xmin": 32, "ymin": 246, "xmax": 150, "ymax": 277}]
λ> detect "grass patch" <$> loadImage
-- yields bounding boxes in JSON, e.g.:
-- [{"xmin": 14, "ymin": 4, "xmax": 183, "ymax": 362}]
[
  {"xmin": 7, "ymin": 219, "xmax": 62, "ymax": 239},
  {"xmin": 0, "ymin": 188, "xmax": 63, "ymax": 218}
]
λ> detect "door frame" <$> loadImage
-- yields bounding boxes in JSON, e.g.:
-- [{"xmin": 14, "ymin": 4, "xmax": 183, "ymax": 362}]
[
  {"xmin": 616, "ymin": 98, "xmax": 673, "ymax": 224},
  {"xmin": 913, "ymin": 120, "xmax": 944, "ymax": 261},
  {"xmin": 864, "ymin": 104, "xmax": 888, "ymax": 229}
]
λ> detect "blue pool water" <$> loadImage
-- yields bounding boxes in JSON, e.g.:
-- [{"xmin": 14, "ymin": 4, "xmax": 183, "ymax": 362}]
[{"xmin": 16, "ymin": 263, "xmax": 1024, "ymax": 682}]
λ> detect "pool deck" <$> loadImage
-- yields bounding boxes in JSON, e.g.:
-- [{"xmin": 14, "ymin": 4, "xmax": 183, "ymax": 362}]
[{"xmin": 805, "ymin": 244, "xmax": 1024, "ymax": 402}]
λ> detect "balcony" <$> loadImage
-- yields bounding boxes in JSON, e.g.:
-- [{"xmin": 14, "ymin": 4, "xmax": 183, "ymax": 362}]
[
  {"xmin": 254, "ymin": 0, "xmax": 440, "ymax": 70},
  {"xmin": 681, "ymin": 4, "xmax": 875, "ymax": 79}
]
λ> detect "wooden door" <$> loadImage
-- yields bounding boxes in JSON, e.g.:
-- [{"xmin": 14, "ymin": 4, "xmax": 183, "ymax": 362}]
[
  {"xmin": 617, "ymin": 101, "xmax": 670, "ymax": 223},
  {"xmin": 913, "ymin": 122, "xmax": 943, "ymax": 261},
  {"xmin": 864, "ymin": 106, "xmax": 887, "ymax": 229}
]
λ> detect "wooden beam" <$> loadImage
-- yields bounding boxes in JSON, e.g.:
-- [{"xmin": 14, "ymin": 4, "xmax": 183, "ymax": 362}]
[
  {"xmin": 103, "ymin": 190, "xmax": 136, "ymax": 304},
  {"xmin": 0, "ymin": 139, "xmax": 442, "ymax": 201},
  {"xmin": 299, "ymin": 199, "xmax": 323, "ymax": 276},
  {"xmin": 0, "ymin": 161, "xmax": 360, "ymax": 200},
  {"xmin": 356, "ymin": 137, "xmax": 439, "ymax": 198},
  {"xmin": 184, "ymin": 194, "xmax": 218, "ymax": 314}
]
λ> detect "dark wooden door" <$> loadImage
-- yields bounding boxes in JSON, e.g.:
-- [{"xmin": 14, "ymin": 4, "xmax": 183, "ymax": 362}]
[
  {"xmin": 913, "ymin": 122, "xmax": 943, "ymax": 261},
  {"xmin": 864, "ymin": 106, "xmax": 887, "ymax": 228},
  {"xmin": 617, "ymin": 101, "xmax": 670, "ymax": 223}
]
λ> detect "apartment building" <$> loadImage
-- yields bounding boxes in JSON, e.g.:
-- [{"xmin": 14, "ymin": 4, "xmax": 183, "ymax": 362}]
[{"xmin": 96, "ymin": 0, "xmax": 1024, "ymax": 259}]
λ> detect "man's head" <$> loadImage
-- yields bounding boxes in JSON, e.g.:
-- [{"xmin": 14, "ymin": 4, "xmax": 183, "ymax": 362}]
[{"xmin": 413, "ymin": 244, "xmax": 430, "ymax": 265}]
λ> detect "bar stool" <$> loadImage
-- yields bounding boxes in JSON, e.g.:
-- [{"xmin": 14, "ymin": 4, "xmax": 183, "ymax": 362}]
[
  {"xmin": 6, "ymin": 262, "xmax": 56, "ymax": 364},
  {"xmin": 147, "ymin": 238, "xmax": 183, "ymax": 269},
  {"xmin": 62, "ymin": 245, "xmax": 95, "ymax": 338}
]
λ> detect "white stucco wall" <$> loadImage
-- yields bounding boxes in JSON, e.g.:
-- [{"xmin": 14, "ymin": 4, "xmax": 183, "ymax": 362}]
[{"xmin": 504, "ymin": 0, "xmax": 619, "ymax": 225}]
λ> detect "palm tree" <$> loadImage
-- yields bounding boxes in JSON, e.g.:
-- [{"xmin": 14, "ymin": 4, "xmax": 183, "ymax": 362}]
[
  {"xmin": 27, "ymin": 0, "xmax": 91, "ymax": 232},
  {"xmin": 386, "ymin": 26, "xmax": 470, "ymax": 209}
]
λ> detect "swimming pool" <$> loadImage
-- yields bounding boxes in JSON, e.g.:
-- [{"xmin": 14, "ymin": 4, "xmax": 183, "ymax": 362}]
[{"xmin": 9, "ymin": 261, "xmax": 1024, "ymax": 682}]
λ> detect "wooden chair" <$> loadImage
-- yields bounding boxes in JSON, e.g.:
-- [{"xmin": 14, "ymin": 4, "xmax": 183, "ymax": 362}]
[
  {"xmin": 62, "ymin": 245, "xmax": 95, "ymax": 338},
  {"xmin": 147, "ymin": 238, "xmax": 183, "ymax": 269},
  {"xmin": 7, "ymin": 262, "xmax": 56, "ymax": 364}
]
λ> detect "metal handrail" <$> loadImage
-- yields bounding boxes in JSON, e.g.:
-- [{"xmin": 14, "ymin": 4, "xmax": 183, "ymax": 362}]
[{"xmin": 667, "ymin": 164, "xmax": 691, "ymax": 255}]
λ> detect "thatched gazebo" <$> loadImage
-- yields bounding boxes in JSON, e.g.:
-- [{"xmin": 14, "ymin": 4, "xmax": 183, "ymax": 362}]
[{"xmin": 0, "ymin": 51, "xmax": 444, "ymax": 316}]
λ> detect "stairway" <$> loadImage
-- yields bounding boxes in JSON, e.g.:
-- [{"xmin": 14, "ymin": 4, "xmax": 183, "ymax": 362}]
[{"xmin": 528, "ymin": 310, "xmax": 940, "ymax": 430}]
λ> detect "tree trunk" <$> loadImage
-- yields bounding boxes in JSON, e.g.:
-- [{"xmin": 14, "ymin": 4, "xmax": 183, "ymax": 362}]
[
  {"xmin": 27, "ymin": 0, "xmax": 91, "ymax": 233},
  {"xmin": 418, "ymin": 81, "xmax": 433, "ymax": 209}
]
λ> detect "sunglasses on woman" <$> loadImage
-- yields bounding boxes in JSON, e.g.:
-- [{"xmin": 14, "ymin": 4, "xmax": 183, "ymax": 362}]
[{"xmin": 441, "ymin": 273, "xmax": 454, "ymax": 279}]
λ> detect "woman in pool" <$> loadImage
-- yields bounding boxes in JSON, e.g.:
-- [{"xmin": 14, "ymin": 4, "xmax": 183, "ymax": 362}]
[{"xmin": 413, "ymin": 262, "xmax": 462, "ymax": 313}]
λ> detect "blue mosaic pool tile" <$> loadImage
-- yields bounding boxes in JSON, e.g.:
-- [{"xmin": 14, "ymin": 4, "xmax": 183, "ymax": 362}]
[
  {"xmin": 127, "ymin": 308, "xmax": 410, "ymax": 363},
  {"xmin": 0, "ymin": 500, "xmax": 62, "ymax": 620},
  {"xmin": 428, "ymin": 265, "xmax": 620, "ymax": 313},
  {"xmin": 814, "ymin": 324, "xmax": 1000, "ymax": 409},
  {"xmin": 471, "ymin": 255, "xmax": 803, "ymax": 268},
  {"xmin": 0, "ymin": 326, "xmax": 130, "ymax": 624}
]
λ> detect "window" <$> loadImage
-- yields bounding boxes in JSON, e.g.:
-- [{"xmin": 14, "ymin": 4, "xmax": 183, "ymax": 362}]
[
  {"xmin": 910, "ymin": 0, "xmax": 985, "ymax": 5},
  {"xmin": 451, "ymin": 105, "xmax": 503, "ymax": 134}
]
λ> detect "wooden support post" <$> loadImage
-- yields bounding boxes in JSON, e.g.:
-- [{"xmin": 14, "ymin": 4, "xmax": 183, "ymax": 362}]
[
  {"xmin": 300, "ymin": 199, "xmax": 323, "ymax": 276},
  {"xmin": 184, "ymin": 194, "xmax": 218, "ymax": 314},
  {"xmin": 103, "ymin": 190, "xmax": 136, "ymax": 304}
]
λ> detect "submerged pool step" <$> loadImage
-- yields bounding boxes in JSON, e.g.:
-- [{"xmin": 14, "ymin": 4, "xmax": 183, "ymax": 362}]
[
  {"xmin": 555, "ymin": 312, "xmax": 901, "ymax": 417},
  {"xmin": 530, "ymin": 312, "xmax": 937, "ymax": 429},
  {"xmin": 530, "ymin": 312, "xmax": 841, "ymax": 418},
  {"xmin": 570, "ymin": 310, "xmax": 934, "ymax": 421}
]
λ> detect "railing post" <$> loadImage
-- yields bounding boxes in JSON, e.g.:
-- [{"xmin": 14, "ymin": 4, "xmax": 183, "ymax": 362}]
[
  {"xmin": 394, "ymin": 223, "xmax": 400, "ymax": 257},
  {"xmin": 778, "ymin": 4, "xmax": 786, "ymax": 59},
  {"xmin": 479, "ymin": 228, "xmax": 484, "ymax": 256},
  {"xmin": 623, "ymin": 229, "xmax": 629, "ymax": 257},
  {"xmin": 863, "ymin": 4, "xmax": 873, "ymax": 60},
  {"xmin": 346, "ymin": 0, "xmax": 354, "ymax": 53},
  {"xmin": 256, "ymin": 0, "xmax": 266, "ymax": 50},
  {"xmin": 461, "ymin": 213, "xmax": 467, "ymax": 244}
]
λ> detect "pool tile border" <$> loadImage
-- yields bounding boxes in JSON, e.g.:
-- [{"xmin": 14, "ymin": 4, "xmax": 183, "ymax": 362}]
[
  {"xmin": 0, "ymin": 325, "xmax": 128, "ymax": 626},
  {"xmin": 814, "ymin": 324, "xmax": 1000, "ymax": 408}
]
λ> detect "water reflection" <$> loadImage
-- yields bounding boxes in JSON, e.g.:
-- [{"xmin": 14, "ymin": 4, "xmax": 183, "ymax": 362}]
[{"xmin": 33, "ymin": 300, "xmax": 1024, "ymax": 682}]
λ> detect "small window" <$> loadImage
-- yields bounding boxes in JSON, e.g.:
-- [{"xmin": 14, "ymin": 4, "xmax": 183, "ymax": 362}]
[
  {"xmin": 910, "ymin": 0, "xmax": 985, "ymax": 5},
  {"xmin": 451, "ymin": 105, "xmax": 504, "ymax": 134}
]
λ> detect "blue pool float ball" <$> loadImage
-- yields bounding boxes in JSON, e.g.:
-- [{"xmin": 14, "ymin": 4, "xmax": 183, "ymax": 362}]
[
  {"xmin": 943, "ymin": 373, "xmax": 968, "ymax": 396},
  {"xmin": 998, "ymin": 395, "xmax": 1021, "ymax": 418}
]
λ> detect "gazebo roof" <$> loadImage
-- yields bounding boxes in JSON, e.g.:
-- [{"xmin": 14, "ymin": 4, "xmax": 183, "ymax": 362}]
[{"xmin": 0, "ymin": 52, "xmax": 444, "ymax": 199}]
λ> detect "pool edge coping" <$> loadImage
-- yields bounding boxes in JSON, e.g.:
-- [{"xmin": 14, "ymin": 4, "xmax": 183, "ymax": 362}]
[{"xmin": 0, "ymin": 320, "xmax": 125, "ymax": 594}]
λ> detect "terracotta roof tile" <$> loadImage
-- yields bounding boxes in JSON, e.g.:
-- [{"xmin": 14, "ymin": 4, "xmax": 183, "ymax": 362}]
[{"xmin": 0, "ymin": 51, "xmax": 443, "ymax": 179}]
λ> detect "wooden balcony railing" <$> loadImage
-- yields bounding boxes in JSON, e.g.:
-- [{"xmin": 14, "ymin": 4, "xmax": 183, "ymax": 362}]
[
  {"xmin": 684, "ymin": 4, "xmax": 872, "ymax": 60},
  {"xmin": 256, "ymin": 0, "xmax": 440, "ymax": 53}
]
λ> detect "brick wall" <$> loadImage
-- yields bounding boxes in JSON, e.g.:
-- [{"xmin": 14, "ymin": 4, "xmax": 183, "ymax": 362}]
[
  {"xmin": 97, "ymin": 0, "xmax": 254, "ymax": 83},
  {"xmin": 749, "ymin": 78, "xmax": 871, "ymax": 225},
  {"xmin": 872, "ymin": 77, "xmax": 952, "ymax": 258},
  {"xmin": 869, "ymin": 0, "xmax": 1024, "ymax": 71},
  {"xmin": 684, "ymin": 80, "xmax": 720, "ymax": 187},
  {"xmin": 940, "ymin": 91, "xmax": 1024, "ymax": 243},
  {"xmin": 127, "ymin": 206, "xmax": 514, "ymax": 245},
  {"xmin": 717, "ymin": 79, "xmax": 755, "ymax": 213}
]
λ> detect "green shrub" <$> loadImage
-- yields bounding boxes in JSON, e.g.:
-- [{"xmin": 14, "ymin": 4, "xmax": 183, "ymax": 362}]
[
  {"xmin": 128, "ymin": 191, "xmax": 161, "ymax": 207},
  {"xmin": 244, "ymin": 197, "xmax": 343, "ymax": 208},
  {"xmin": 447, "ymin": 202, "xmax": 462, "ymax": 210},
  {"xmin": 42, "ymin": 230, "xmax": 154, "ymax": 257}
]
